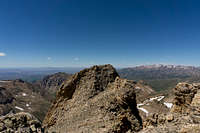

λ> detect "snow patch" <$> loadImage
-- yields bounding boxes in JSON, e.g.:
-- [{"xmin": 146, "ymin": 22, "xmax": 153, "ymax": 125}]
[
  {"xmin": 138, "ymin": 107, "xmax": 149, "ymax": 115},
  {"xmin": 137, "ymin": 103, "xmax": 144, "ymax": 107},
  {"xmin": 15, "ymin": 106, "xmax": 24, "ymax": 111},
  {"xmin": 164, "ymin": 102, "xmax": 173, "ymax": 108},
  {"xmin": 22, "ymin": 93, "xmax": 27, "ymax": 96},
  {"xmin": 135, "ymin": 87, "xmax": 141, "ymax": 90},
  {"xmin": 137, "ymin": 104, "xmax": 149, "ymax": 115},
  {"xmin": 0, "ymin": 80, "xmax": 10, "ymax": 83},
  {"xmin": 149, "ymin": 96, "xmax": 165, "ymax": 102}
]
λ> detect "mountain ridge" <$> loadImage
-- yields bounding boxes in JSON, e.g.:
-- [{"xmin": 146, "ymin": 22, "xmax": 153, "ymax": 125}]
[{"xmin": 118, "ymin": 64, "xmax": 200, "ymax": 92}]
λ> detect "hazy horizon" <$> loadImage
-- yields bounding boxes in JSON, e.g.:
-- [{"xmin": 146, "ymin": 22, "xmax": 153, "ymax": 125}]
[{"xmin": 0, "ymin": 63, "xmax": 199, "ymax": 69}]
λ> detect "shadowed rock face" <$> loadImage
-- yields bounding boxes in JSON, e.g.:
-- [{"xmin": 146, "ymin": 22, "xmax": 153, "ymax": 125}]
[
  {"xmin": 0, "ymin": 87, "xmax": 14, "ymax": 104},
  {"xmin": 39, "ymin": 72, "xmax": 71, "ymax": 95},
  {"xmin": 43, "ymin": 64, "xmax": 142, "ymax": 133},
  {"xmin": 0, "ymin": 87, "xmax": 14, "ymax": 115},
  {"xmin": 34, "ymin": 72, "xmax": 71, "ymax": 102}
]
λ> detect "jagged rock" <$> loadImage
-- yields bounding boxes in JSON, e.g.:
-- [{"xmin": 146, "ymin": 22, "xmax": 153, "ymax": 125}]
[
  {"xmin": 140, "ymin": 82, "xmax": 200, "ymax": 133},
  {"xmin": 191, "ymin": 89, "xmax": 200, "ymax": 107},
  {"xmin": 0, "ymin": 87, "xmax": 14, "ymax": 105},
  {"xmin": 39, "ymin": 72, "xmax": 71, "ymax": 95},
  {"xmin": 142, "ymin": 113, "xmax": 168, "ymax": 128},
  {"xmin": 171, "ymin": 82, "xmax": 200, "ymax": 113},
  {"xmin": 0, "ymin": 87, "xmax": 14, "ymax": 115},
  {"xmin": 0, "ymin": 112, "xmax": 43, "ymax": 133},
  {"xmin": 43, "ymin": 64, "xmax": 142, "ymax": 133},
  {"xmin": 33, "ymin": 72, "xmax": 71, "ymax": 103}
]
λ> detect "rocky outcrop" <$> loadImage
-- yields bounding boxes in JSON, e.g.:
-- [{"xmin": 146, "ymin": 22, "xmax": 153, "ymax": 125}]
[
  {"xmin": 191, "ymin": 89, "xmax": 200, "ymax": 106},
  {"xmin": 0, "ymin": 87, "xmax": 14, "ymax": 115},
  {"xmin": 0, "ymin": 87, "xmax": 14, "ymax": 105},
  {"xmin": 171, "ymin": 82, "xmax": 200, "ymax": 113},
  {"xmin": 43, "ymin": 64, "xmax": 142, "ymax": 133},
  {"xmin": 0, "ymin": 112, "xmax": 43, "ymax": 133},
  {"xmin": 39, "ymin": 72, "xmax": 71, "ymax": 94},
  {"xmin": 140, "ymin": 82, "xmax": 200, "ymax": 133},
  {"xmin": 35, "ymin": 72, "xmax": 71, "ymax": 102}
]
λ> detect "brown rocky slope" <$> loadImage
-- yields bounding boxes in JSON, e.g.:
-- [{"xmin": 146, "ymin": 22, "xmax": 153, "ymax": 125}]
[
  {"xmin": 43, "ymin": 64, "xmax": 143, "ymax": 133},
  {"xmin": 140, "ymin": 82, "xmax": 200, "ymax": 133},
  {"xmin": 0, "ymin": 79, "xmax": 50, "ymax": 121}
]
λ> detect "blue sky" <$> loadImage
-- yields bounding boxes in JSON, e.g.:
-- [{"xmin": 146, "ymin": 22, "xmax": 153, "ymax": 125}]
[{"xmin": 0, "ymin": 0, "xmax": 200, "ymax": 67}]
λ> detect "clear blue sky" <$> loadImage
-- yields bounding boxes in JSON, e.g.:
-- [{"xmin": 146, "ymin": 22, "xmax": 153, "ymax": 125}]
[{"xmin": 0, "ymin": 0, "xmax": 200, "ymax": 67}]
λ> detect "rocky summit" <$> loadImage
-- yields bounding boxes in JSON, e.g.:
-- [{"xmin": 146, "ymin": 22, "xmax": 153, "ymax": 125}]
[{"xmin": 43, "ymin": 64, "xmax": 142, "ymax": 133}]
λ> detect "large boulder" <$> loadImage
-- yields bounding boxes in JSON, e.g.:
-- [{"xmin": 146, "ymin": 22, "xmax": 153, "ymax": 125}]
[
  {"xmin": 171, "ymin": 82, "xmax": 200, "ymax": 113},
  {"xmin": 43, "ymin": 64, "xmax": 142, "ymax": 133}
]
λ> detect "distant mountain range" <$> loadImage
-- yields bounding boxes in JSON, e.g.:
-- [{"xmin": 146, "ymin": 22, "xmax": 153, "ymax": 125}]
[
  {"xmin": 118, "ymin": 64, "xmax": 200, "ymax": 79},
  {"xmin": 2, "ymin": 64, "xmax": 200, "ymax": 92},
  {"xmin": 118, "ymin": 64, "xmax": 200, "ymax": 91}
]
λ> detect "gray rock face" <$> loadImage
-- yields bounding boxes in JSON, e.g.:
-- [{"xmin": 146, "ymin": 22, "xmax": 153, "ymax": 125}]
[
  {"xmin": 35, "ymin": 72, "xmax": 71, "ymax": 102},
  {"xmin": 43, "ymin": 64, "xmax": 142, "ymax": 133},
  {"xmin": 0, "ymin": 112, "xmax": 43, "ymax": 133},
  {"xmin": 40, "ymin": 72, "xmax": 71, "ymax": 94}
]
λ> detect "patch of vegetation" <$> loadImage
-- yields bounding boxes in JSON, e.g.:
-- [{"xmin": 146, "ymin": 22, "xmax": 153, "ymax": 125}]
[{"xmin": 145, "ymin": 79, "xmax": 181, "ymax": 92}]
